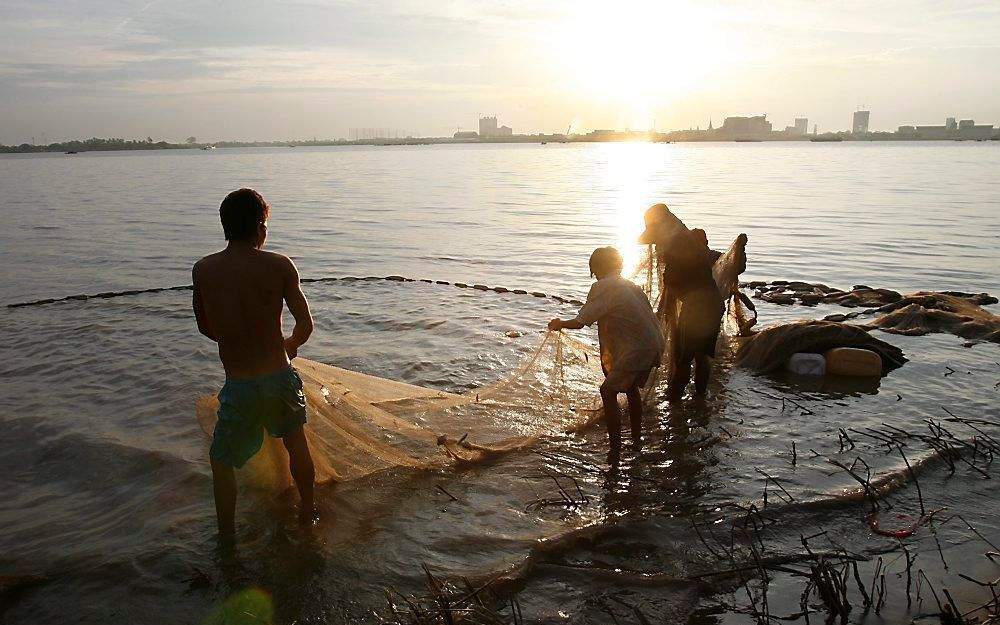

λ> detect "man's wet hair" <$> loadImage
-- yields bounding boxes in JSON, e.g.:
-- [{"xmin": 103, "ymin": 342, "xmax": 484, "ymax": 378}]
[
  {"xmin": 220, "ymin": 188, "xmax": 269, "ymax": 241},
  {"xmin": 589, "ymin": 246, "xmax": 623, "ymax": 278}
]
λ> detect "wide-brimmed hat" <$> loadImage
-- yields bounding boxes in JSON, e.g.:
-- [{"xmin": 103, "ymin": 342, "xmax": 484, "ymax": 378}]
[{"xmin": 637, "ymin": 203, "xmax": 672, "ymax": 244}]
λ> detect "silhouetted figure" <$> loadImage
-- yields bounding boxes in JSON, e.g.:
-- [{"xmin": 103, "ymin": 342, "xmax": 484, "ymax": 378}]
[
  {"xmin": 639, "ymin": 204, "xmax": 725, "ymax": 401},
  {"xmin": 193, "ymin": 188, "xmax": 316, "ymax": 539},
  {"xmin": 549, "ymin": 247, "xmax": 664, "ymax": 459}
]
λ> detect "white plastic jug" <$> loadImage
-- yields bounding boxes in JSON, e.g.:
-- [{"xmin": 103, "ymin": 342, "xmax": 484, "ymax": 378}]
[{"xmin": 786, "ymin": 352, "xmax": 827, "ymax": 376}]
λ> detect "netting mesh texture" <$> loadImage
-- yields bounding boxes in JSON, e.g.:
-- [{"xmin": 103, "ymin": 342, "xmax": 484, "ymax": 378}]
[{"xmin": 195, "ymin": 235, "xmax": 753, "ymax": 489}]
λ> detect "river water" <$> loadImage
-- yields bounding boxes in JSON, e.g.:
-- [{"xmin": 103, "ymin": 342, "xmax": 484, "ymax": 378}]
[{"xmin": 1, "ymin": 143, "xmax": 998, "ymax": 624}]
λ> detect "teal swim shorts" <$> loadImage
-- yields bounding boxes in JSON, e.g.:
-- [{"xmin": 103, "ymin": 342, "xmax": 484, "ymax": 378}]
[{"xmin": 210, "ymin": 366, "xmax": 307, "ymax": 468}]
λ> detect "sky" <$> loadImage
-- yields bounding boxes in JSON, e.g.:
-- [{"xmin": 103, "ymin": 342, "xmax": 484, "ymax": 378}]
[{"xmin": 1, "ymin": 0, "xmax": 999, "ymax": 143}]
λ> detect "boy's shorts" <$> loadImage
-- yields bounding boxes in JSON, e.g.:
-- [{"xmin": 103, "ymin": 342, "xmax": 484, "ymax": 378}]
[
  {"xmin": 603, "ymin": 368, "xmax": 653, "ymax": 393},
  {"xmin": 210, "ymin": 366, "xmax": 307, "ymax": 468}
]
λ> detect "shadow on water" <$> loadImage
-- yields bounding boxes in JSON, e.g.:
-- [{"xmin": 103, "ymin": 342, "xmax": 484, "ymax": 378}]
[{"xmin": 768, "ymin": 370, "xmax": 882, "ymax": 397}]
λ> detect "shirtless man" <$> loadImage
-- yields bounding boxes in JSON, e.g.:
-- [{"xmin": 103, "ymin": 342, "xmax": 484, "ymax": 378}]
[{"xmin": 193, "ymin": 188, "xmax": 316, "ymax": 537}]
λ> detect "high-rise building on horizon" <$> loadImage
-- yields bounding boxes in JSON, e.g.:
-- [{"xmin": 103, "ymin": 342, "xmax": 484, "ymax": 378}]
[
  {"xmin": 852, "ymin": 110, "xmax": 870, "ymax": 134},
  {"xmin": 794, "ymin": 118, "xmax": 808, "ymax": 135},
  {"xmin": 477, "ymin": 115, "xmax": 513, "ymax": 138},
  {"xmin": 479, "ymin": 116, "xmax": 498, "ymax": 138},
  {"xmin": 897, "ymin": 117, "xmax": 994, "ymax": 140},
  {"xmin": 720, "ymin": 115, "xmax": 771, "ymax": 137}
]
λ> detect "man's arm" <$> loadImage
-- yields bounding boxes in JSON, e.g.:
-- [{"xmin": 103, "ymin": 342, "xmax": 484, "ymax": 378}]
[
  {"xmin": 282, "ymin": 257, "xmax": 313, "ymax": 360},
  {"xmin": 192, "ymin": 265, "xmax": 216, "ymax": 342},
  {"xmin": 548, "ymin": 318, "xmax": 585, "ymax": 331}
]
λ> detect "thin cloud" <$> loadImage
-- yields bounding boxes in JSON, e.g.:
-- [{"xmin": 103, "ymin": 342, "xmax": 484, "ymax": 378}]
[{"xmin": 1, "ymin": 0, "xmax": 998, "ymax": 141}]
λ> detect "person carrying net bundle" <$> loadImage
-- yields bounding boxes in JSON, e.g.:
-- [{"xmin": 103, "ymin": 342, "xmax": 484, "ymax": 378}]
[
  {"xmin": 639, "ymin": 204, "xmax": 725, "ymax": 402},
  {"xmin": 548, "ymin": 247, "xmax": 665, "ymax": 459}
]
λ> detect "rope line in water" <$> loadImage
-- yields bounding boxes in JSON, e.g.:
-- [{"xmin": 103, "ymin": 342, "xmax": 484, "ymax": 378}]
[{"xmin": 5, "ymin": 275, "xmax": 587, "ymax": 309}]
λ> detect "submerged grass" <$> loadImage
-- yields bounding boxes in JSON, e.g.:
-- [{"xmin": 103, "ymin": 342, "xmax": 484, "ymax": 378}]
[{"xmin": 382, "ymin": 565, "xmax": 520, "ymax": 625}]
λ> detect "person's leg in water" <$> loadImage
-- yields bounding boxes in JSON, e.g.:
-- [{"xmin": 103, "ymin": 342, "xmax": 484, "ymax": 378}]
[
  {"xmin": 626, "ymin": 385, "xmax": 643, "ymax": 449},
  {"xmin": 210, "ymin": 459, "xmax": 237, "ymax": 538},
  {"xmin": 282, "ymin": 426, "xmax": 316, "ymax": 524},
  {"xmin": 599, "ymin": 380, "xmax": 623, "ymax": 461},
  {"xmin": 693, "ymin": 353, "xmax": 712, "ymax": 396},
  {"xmin": 669, "ymin": 352, "xmax": 693, "ymax": 402}
]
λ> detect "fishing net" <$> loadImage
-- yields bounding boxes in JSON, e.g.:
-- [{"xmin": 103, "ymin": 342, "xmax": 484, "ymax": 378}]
[
  {"xmin": 630, "ymin": 246, "xmax": 672, "ymax": 396},
  {"xmin": 863, "ymin": 292, "xmax": 1000, "ymax": 343},
  {"xmin": 734, "ymin": 320, "xmax": 907, "ymax": 375},
  {"xmin": 196, "ymin": 330, "xmax": 607, "ymax": 489},
  {"xmin": 195, "ymin": 233, "xmax": 756, "ymax": 490},
  {"xmin": 712, "ymin": 234, "xmax": 757, "ymax": 336},
  {"xmin": 733, "ymin": 293, "xmax": 997, "ymax": 378}
]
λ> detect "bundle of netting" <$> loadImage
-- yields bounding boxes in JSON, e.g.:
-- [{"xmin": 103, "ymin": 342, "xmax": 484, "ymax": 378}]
[
  {"xmin": 863, "ymin": 292, "xmax": 1000, "ymax": 343},
  {"xmin": 196, "ymin": 330, "xmax": 607, "ymax": 490},
  {"xmin": 712, "ymin": 234, "xmax": 757, "ymax": 336},
  {"xmin": 735, "ymin": 320, "xmax": 907, "ymax": 375}
]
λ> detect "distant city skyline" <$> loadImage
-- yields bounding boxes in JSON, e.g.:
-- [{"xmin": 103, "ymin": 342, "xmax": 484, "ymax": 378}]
[
  {"xmin": 2, "ymin": 1, "xmax": 999, "ymax": 144},
  {"xmin": 6, "ymin": 107, "xmax": 999, "ymax": 148}
]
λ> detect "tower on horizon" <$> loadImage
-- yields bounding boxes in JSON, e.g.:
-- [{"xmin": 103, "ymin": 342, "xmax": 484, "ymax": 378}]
[
  {"xmin": 852, "ymin": 110, "xmax": 870, "ymax": 134},
  {"xmin": 479, "ymin": 115, "xmax": 498, "ymax": 138}
]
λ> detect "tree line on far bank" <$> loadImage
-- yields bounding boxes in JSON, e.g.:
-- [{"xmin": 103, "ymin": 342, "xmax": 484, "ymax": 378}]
[
  {"xmin": 0, "ymin": 136, "xmax": 380, "ymax": 153},
  {"xmin": 0, "ymin": 137, "xmax": 191, "ymax": 153}
]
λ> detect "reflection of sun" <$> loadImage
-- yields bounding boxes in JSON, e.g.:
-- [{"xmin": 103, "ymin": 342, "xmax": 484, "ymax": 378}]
[
  {"xmin": 544, "ymin": 2, "xmax": 736, "ymax": 129},
  {"xmin": 599, "ymin": 142, "xmax": 671, "ymax": 277}
]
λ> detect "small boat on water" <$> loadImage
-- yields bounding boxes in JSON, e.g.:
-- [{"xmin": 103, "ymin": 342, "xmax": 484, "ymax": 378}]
[
  {"xmin": 201, "ymin": 145, "xmax": 216, "ymax": 150},
  {"xmin": 810, "ymin": 136, "xmax": 843, "ymax": 142},
  {"xmin": 65, "ymin": 151, "xmax": 78, "ymax": 154}
]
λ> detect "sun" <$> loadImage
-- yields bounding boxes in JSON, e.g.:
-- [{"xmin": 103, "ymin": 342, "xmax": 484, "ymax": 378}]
[{"xmin": 542, "ymin": 1, "xmax": 736, "ymax": 129}]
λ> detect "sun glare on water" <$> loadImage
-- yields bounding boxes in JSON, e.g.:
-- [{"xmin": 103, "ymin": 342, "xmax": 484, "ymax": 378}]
[
  {"xmin": 544, "ymin": 1, "xmax": 736, "ymax": 129},
  {"xmin": 599, "ymin": 142, "xmax": 673, "ymax": 276}
]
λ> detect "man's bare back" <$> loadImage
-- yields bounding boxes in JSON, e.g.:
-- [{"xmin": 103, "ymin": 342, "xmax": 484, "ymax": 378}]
[
  {"xmin": 193, "ymin": 248, "xmax": 308, "ymax": 379},
  {"xmin": 194, "ymin": 188, "xmax": 316, "ymax": 537}
]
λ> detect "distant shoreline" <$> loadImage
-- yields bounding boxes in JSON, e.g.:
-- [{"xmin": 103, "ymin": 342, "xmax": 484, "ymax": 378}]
[{"xmin": 3, "ymin": 134, "xmax": 998, "ymax": 154}]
